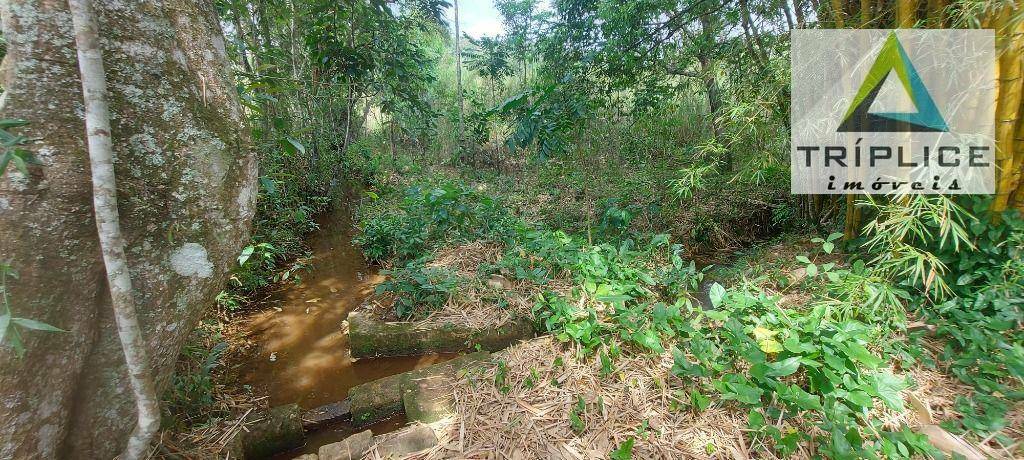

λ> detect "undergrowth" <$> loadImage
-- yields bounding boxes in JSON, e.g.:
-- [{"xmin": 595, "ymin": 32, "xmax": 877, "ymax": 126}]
[{"xmin": 355, "ymin": 162, "xmax": 1023, "ymax": 457}]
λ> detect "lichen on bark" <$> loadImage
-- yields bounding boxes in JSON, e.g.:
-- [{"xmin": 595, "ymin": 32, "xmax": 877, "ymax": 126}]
[{"xmin": 0, "ymin": 1, "xmax": 256, "ymax": 458}]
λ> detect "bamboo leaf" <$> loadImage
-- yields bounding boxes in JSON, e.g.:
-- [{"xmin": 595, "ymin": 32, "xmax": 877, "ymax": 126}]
[
  {"xmin": 12, "ymin": 317, "xmax": 66, "ymax": 332},
  {"xmin": 0, "ymin": 119, "xmax": 29, "ymax": 129},
  {"xmin": 0, "ymin": 312, "xmax": 10, "ymax": 345},
  {"xmin": 281, "ymin": 136, "xmax": 306, "ymax": 156}
]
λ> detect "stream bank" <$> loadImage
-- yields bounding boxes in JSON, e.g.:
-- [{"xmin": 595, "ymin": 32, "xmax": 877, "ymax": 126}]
[{"xmin": 236, "ymin": 201, "xmax": 456, "ymax": 456}]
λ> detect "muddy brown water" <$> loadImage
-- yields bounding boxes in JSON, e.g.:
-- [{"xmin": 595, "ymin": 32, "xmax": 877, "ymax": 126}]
[{"xmin": 240, "ymin": 202, "xmax": 454, "ymax": 457}]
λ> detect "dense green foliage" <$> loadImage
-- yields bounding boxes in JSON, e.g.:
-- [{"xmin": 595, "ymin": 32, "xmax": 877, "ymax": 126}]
[
  {"xmin": 210, "ymin": 0, "xmax": 452, "ymax": 306},
  {"xmin": 355, "ymin": 182, "xmax": 516, "ymax": 262},
  {"xmin": 158, "ymin": 0, "xmax": 1024, "ymax": 456},
  {"xmin": 353, "ymin": 152, "xmax": 1023, "ymax": 455}
]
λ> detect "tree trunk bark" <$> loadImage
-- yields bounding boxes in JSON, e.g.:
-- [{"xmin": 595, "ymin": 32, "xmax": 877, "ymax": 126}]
[
  {"xmin": 1010, "ymin": 96, "xmax": 1024, "ymax": 211},
  {"xmin": 782, "ymin": 1, "xmax": 795, "ymax": 30},
  {"xmin": 0, "ymin": 1, "xmax": 256, "ymax": 458},
  {"xmin": 793, "ymin": 0, "xmax": 807, "ymax": 28},
  {"xmin": 830, "ymin": 0, "xmax": 846, "ymax": 27},
  {"xmin": 738, "ymin": 0, "xmax": 762, "ymax": 61}
]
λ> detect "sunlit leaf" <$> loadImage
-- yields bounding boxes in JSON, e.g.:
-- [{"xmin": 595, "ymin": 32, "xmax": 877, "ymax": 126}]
[
  {"xmin": 238, "ymin": 245, "xmax": 255, "ymax": 266},
  {"xmin": 759, "ymin": 339, "xmax": 783, "ymax": 354},
  {"xmin": 708, "ymin": 282, "xmax": 726, "ymax": 307}
]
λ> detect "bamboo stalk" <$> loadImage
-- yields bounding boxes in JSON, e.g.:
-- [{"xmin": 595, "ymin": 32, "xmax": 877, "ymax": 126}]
[
  {"xmin": 830, "ymin": 0, "xmax": 846, "ymax": 27},
  {"xmin": 898, "ymin": 0, "xmax": 919, "ymax": 27},
  {"xmin": 992, "ymin": 7, "xmax": 1023, "ymax": 213},
  {"xmin": 860, "ymin": 0, "xmax": 873, "ymax": 26},
  {"xmin": 1010, "ymin": 95, "xmax": 1024, "ymax": 210},
  {"xmin": 925, "ymin": 0, "xmax": 946, "ymax": 27}
]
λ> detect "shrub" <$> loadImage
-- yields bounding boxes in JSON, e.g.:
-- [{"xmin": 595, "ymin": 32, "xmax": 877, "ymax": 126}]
[
  {"xmin": 355, "ymin": 181, "xmax": 516, "ymax": 263},
  {"xmin": 376, "ymin": 260, "xmax": 459, "ymax": 318},
  {"xmin": 163, "ymin": 325, "xmax": 229, "ymax": 427}
]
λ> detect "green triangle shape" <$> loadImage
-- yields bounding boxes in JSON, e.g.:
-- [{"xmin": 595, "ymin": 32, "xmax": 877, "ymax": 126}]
[{"xmin": 838, "ymin": 32, "xmax": 948, "ymax": 132}]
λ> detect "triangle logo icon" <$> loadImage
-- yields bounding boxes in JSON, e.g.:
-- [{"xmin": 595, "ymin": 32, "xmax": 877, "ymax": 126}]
[{"xmin": 837, "ymin": 32, "xmax": 949, "ymax": 132}]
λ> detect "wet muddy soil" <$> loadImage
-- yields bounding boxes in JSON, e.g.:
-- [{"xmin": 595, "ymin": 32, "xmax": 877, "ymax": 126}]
[{"xmin": 238, "ymin": 201, "xmax": 453, "ymax": 456}]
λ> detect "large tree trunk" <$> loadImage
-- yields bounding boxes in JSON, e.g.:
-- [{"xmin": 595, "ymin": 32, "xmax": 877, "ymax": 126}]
[{"xmin": 0, "ymin": 1, "xmax": 256, "ymax": 459}]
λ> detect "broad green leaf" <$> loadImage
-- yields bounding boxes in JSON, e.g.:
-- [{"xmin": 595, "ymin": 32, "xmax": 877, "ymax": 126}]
[
  {"xmin": 569, "ymin": 409, "xmax": 585, "ymax": 433},
  {"xmin": 831, "ymin": 428, "xmax": 852, "ymax": 456},
  {"xmin": 281, "ymin": 136, "xmax": 306, "ymax": 155},
  {"xmin": 716, "ymin": 379, "xmax": 763, "ymax": 405},
  {"xmin": 597, "ymin": 294, "xmax": 632, "ymax": 304},
  {"xmin": 633, "ymin": 329, "xmax": 663, "ymax": 353},
  {"xmin": 259, "ymin": 177, "xmax": 277, "ymax": 195},
  {"xmin": 806, "ymin": 263, "xmax": 818, "ymax": 277},
  {"xmin": 783, "ymin": 336, "xmax": 815, "ymax": 354},
  {"xmin": 868, "ymin": 371, "xmax": 908, "ymax": 411},
  {"xmin": 747, "ymin": 409, "xmax": 766, "ymax": 429},
  {"xmin": 781, "ymin": 384, "xmax": 822, "ymax": 410},
  {"xmin": 691, "ymin": 390, "xmax": 710, "ymax": 411},
  {"xmin": 766, "ymin": 356, "xmax": 802, "ymax": 377},
  {"xmin": 844, "ymin": 390, "xmax": 874, "ymax": 409},
  {"xmin": 238, "ymin": 245, "xmax": 255, "ymax": 266},
  {"xmin": 609, "ymin": 437, "xmax": 634, "ymax": 460},
  {"xmin": 704, "ymin": 309, "xmax": 728, "ymax": 321},
  {"xmin": 844, "ymin": 343, "xmax": 882, "ymax": 369},
  {"xmin": 731, "ymin": 382, "xmax": 764, "ymax": 405},
  {"xmin": 796, "ymin": 255, "xmax": 811, "ymax": 264},
  {"xmin": 708, "ymin": 282, "xmax": 726, "ymax": 307}
]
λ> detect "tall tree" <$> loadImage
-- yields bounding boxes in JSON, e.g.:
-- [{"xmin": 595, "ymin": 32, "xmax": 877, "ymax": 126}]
[
  {"xmin": 0, "ymin": 1, "xmax": 256, "ymax": 457},
  {"xmin": 454, "ymin": 0, "xmax": 465, "ymax": 154}
]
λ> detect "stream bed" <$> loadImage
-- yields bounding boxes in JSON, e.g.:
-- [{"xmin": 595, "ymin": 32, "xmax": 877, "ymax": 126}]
[{"xmin": 238, "ymin": 201, "xmax": 454, "ymax": 457}]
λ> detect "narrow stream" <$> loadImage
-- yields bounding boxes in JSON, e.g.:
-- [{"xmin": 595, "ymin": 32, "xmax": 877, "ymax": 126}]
[{"xmin": 239, "ymin": 200, "xmax": 453, "ymax": 457}]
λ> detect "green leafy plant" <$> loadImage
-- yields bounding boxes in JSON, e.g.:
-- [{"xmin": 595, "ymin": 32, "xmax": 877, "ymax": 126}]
[
  {"xmin": 669, "ymin": 165, "xmax": 716, "ymax": 200},
  {"xmin": 596, "ymin": 198, "xmax": 638, "ymax": 236},
  {"xmin": 569, "ymin": 395, "xmax": 587, "ymax": 433},
  {"xmin": 355, "ymin": 182, "xmax": 516, "ymax": 263},
  {"xmin": 163, "ymin": 331, "xmax": 229, "ymax": 426},
  {"xmin": 0, "ymin": 262, "xmax": 65, "ymax": 358},
  {"xmin": 376, "ymin": 260, "xmax": 458, "ymax": 318},
  {"xmin": 608, "ymin": 436, "xmax": 634, "ymax": 460},
  {"xmin": 0, "ymin": 119, "xmax": 40, "ymax": 178}
]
